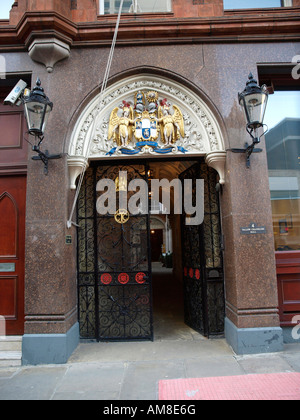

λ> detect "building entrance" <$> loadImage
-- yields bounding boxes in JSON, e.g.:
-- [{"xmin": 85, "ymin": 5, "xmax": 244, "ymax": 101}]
[{"xmin": 77, "ymin": 159, "xmax": 225, "ymax": 341}]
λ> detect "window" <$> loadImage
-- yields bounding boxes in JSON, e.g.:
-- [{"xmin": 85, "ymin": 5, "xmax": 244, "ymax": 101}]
[
  {"xmin": 264, "ymin": 90, "xmax": 300, "ymax": 251},
  {"xmin": 224, "ymin": 0, "xmax": 291, "ymax": 9},
  {"xmin": 99, "ymin": 0, "xmax": 172, "ymax": 15},
  {"xmin": 0, "ymin": 1, "xmax": 14, "ymax": 19}
]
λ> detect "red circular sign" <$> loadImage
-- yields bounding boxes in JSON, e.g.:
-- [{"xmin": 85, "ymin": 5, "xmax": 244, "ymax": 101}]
[
  {"xmin": 101, "ymin": 273, "xmax": 112, "ymax": 285},
  {"xmin": 118, "ymin": 273, "xmax": 129, "ymax": 285},
  {"xmin": 136, "ymin": 272, "xmax": 146, "ymax": 284}
]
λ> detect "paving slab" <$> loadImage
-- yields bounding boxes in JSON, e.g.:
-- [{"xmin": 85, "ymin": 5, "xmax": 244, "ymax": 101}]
[
  {"xmin": 120, "ymin": 360, "xmax": 186, "ymax": 400},
  {"xmin": 280, "ymin": 353, "xmax": 300, "ymax": 373},
  {"xmin": 0, "ymin": 340, "xmax": 298, "ymax": 400},
  {"xmin": 185, "ymin": 356, "xmax": 244, "ymax": 378},
  {"xmin": 235, "ymin": 354, "xmax": 295, "ymax": 375},
  {"xmin": 52, "ymin": 363, "xmax": 125, "ymax": 400},
  {"xmin": 68, "ymin": 338, "xmax": 232, "ymax": 364},
  {"xmin": 0, "ymin": 367, "xmax": 20, "ymax": 379},
  {"xmin": 0, "ymin": 366, "xmax": 67, "ymax": 400}
]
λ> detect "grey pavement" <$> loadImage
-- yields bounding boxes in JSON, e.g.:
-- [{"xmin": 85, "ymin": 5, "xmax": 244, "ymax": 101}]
[{"xmin": 0, "ymin": 336, "xmax": 299, "ymax": 400}]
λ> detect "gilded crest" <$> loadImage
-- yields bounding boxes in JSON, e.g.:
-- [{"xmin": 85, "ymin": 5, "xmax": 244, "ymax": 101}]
[{"xmin": 107, "ymin": 91, "xmax": 185, "ymax": 155}]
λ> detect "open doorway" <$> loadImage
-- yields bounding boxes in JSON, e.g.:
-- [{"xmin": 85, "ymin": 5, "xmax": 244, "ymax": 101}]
[
  {"xmin": 148, "ymin": 160, "xmax": 205, "ymax": 341},
  {"xmin": 77, "ymin": 158, "xmax": 225, "ymax": 341}
]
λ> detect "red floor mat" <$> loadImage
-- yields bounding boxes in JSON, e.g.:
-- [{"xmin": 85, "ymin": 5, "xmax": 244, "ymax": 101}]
[{"xmin": 159, "ymin": 372, "xmax": 300, "ymax": 400}]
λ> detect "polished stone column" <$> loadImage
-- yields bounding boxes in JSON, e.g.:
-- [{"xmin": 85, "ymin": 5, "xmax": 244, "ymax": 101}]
[
  {"xmin": 22, "ymin": 83, "xmax": 79, "ymax": 365},
  {"xmin": 221, "ymin": 138, "xmax": 283, "ymax": 354}
]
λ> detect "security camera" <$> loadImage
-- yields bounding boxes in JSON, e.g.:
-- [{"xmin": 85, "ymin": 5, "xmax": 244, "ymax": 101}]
[{"xmin": 4, "ymin": 79, "xmax": 27, "ymax": 106}]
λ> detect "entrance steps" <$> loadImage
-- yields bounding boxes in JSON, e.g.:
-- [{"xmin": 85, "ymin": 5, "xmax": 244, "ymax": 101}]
[{"xmin": 0, "ymin": 336, "xmax": 22, "ymax": 367}]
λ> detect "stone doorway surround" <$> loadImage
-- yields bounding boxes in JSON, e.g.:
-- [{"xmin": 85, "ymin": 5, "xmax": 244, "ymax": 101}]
[
  {"xmin": 67, "ymin": 73, "xmax": 227, "ymax": 190},
  {"xmin": 22, "ymin": 71, "xmax": 283, "ymax": 365},
  {"xmin": 65, "ymin": 71, "xmax": 283, "ymax": 356}
]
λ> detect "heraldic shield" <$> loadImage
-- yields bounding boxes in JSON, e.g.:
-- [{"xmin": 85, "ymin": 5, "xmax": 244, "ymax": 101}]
[
  {"xmin": 107, "ymin": 90, "xmax": 185, "ymax": 155},
  {"xmin": 135, "ymin": 118, "xmax": 159, "ymax": 142}
]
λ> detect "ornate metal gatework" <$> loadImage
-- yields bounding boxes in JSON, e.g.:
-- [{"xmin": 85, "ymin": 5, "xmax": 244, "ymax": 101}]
[
  {"xmin": 77, "ymin": 159, "xmax": 224, "ymax": 341},
  {"xmin": 180, "ymin": 162, "xmax": 225, "ymax": 337},
  {"xmin": 77, "ymin": 163, "xmax": 153, "ymax": 341}
]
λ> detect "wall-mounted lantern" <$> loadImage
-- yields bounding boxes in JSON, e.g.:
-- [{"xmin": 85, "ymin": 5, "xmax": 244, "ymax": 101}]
[
  {"xmin": 4, "ymin": 78, "xmax": 61, "ymax": 175},
  {"xmin": 231, "ymin": 73, "xmax": 269, "ymax": 168},
  {"xmin": 23, "ymin": 78, "xmax": 61, "ymax": 175},
  {"xmin": 23, "ymin": 78, "xmax": 53, "ymax": 138}
]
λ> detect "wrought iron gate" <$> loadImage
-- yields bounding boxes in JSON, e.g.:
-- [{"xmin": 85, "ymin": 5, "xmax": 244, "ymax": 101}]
[
  {"xmin": 180, "ymin": 162, "xmax": 225, "ymax": 337},
  {"xmin": 77, "ymin": 163, "xmax": 153, "ymax": 341}
]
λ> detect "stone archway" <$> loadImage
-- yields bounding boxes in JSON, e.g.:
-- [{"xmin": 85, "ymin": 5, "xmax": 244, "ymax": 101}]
[{"xmin": 67, "ymin": 73, "xmax": 226, "ymax": 189}]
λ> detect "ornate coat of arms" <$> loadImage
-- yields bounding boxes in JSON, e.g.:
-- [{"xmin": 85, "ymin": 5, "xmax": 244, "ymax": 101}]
[{"xmin": 107, "ymin": 90, "xmax": 185, "ymax": 155}]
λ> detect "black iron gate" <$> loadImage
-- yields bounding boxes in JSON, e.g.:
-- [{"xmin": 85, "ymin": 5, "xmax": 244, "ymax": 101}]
[
  {"xmin": 180, "ymin": 162, "xmax": 225, "ymax": 337},
  {"xmin": 77, "ymin": 159, "xmax": 224, "ymax": 341},
  {"xmin": 77, "ymin": 163, "xmax": 153, "ymax": 341}
]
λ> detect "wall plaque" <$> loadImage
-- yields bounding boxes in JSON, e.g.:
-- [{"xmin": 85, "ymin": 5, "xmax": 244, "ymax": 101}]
[
  {"xmin": 240, "ymin": 223, "xmax": 267, "ymax": 235},
  {"xmin": 0, "ymin": 263, "xmax": 15, "ymax": 272}
]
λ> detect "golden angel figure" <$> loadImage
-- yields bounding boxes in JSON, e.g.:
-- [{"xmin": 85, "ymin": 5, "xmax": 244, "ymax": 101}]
[
  {"xmin": 108, "ymin": 102, "xmax": 134, "ymax": 147},
  {"xmin": 158, "ymin": 99, "xmax": 185, "ymax": 146}
]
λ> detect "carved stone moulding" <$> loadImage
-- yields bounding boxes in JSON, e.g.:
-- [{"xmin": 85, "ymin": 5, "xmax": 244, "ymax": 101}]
[
  {"xmin": 205, "ymin": 151, "xmax": 226, "ymax": 186},
  {"xmin": 28, "ymin": 37, "xmax": 71, "ymax": 73},
  {"xmin": 67, "ymin": 74, "xmax": 226, "ymax": 189},
  {"xmin": 68, "ymin": 156, "xmax": 89, "ymax": 190}
]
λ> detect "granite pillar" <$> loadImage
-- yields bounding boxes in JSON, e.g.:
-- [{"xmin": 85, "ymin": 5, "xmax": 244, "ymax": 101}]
[
  {"xmin": 22, "ymin": 70, "xmax": 79, "ymax": 364},
  {"xmin": 221, "ymin": 130, "xmax": 283, "ymax": 354}
]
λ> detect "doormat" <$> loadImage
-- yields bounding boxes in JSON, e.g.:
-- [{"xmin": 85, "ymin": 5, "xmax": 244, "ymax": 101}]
[{"xmin": 159, "ymin": 372, "xmax": 300, "ymax": 400}]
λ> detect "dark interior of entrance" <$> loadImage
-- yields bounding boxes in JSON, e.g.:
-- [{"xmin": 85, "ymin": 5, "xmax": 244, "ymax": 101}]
[
  {"xmin": 149, "ymin": 160, "xmax": 200, "ymax": 341},
  {"xmin": 150, "ymin": 160, "xmax": 194, "ymax": 341},
  {"xmin": 77, "ymin": 159, "xmax": 225, "ymax": 341}
]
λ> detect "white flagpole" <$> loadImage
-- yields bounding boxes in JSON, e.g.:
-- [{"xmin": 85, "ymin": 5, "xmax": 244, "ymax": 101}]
[{"xmin": 67, "ymin": 0, "xmax": 125, "ymax": 229}]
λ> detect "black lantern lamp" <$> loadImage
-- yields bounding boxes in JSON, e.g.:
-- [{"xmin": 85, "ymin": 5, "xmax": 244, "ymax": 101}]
[
  {"xmin": 23, "ymin": 78, "xmax": 61, "ymax": 175},
  {"xmin": 231, "ymin": 73, "xmax": 269, "ymax": 168}
]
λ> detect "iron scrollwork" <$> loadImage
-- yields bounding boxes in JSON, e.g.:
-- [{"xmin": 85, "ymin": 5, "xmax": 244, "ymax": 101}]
[
  {"xmin": 180, "ymin": 161, "xmax": 225, "ymax": 337},
  {"xmin": 77, "ymin": 163, "xmax": 153, "ymax": 341}
]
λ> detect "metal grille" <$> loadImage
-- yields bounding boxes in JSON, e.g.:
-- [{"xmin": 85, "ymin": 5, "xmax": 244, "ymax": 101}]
[
  {"xmin": 77, "ymin": 159, "xmax": 224, "ymax": 341},
  {"xmin": 180, "ymin": 161, "xmax": 225, "ymax": 337},
  {"xmin": 77, "ymin": 163, "xmax": 153, "ymax": 341}
]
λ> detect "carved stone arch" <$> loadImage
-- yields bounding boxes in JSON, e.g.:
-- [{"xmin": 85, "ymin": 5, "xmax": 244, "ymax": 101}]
[{"xmin": 67, "ymin": 71, "xmax": 227, "ymax": 189}]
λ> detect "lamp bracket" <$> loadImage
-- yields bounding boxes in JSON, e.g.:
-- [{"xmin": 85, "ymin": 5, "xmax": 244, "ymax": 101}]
[
  {"xmin": 230, "ymin": 143, "xmax": 263, "ymax": 168},
  {"xmin": 32, "ymin": 144, "xmax": 62, "ymax": 175},
  {"xmin": 229, "ymin": 123, "xmax": 268, "ymax": 168}
]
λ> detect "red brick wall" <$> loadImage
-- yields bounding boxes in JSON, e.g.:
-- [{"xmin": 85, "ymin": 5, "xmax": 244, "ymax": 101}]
[
  {"xmin": 173, "ymin": 0, "xmax": 224, "ymax": 18},
  {"xmin": 71, "ymin": 0, "xmax": 97, "ymax": 22},
  {"xmin": 8, "ymin": 0, "xmax": 300, "ymax": 25},
  {"xmin": 10, "ymin": 0, "xmax": 224, "ymax": 24},
  {"xmin": 10, "ymin": 0, "xmax": 73, "ymax": 24}
]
